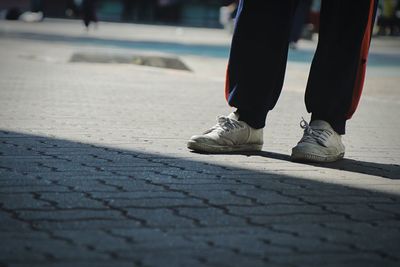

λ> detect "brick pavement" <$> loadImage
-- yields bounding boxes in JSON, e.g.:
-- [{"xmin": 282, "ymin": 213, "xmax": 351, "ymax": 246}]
[{"xmin": 0, "ymin": 20, "xmax": 400, "ymax": 267}]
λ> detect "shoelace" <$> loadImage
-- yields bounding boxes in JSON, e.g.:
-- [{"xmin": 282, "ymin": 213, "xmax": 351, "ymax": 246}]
[
  {"xmin": 299, "ymin": 117, "xmax": 333, "ymax": 146},
  {"xmin": 208, "ymin": 116, "xmax": 244, "ymax": 134}
]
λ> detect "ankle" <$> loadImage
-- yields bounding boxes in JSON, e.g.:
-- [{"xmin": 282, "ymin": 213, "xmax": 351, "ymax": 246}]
[
  {"xmin": 236, "ymin": 109, "xmax": 267, "ymax": 129},
  {"xmin": 310, "ymin": 114, "xmax": 346, "ymax": 135}
]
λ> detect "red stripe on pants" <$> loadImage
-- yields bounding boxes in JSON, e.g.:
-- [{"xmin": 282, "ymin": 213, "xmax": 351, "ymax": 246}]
[
  {"xmin": 225, "ymin": 67, "xmax": 230, "ymax": 101},
  {"xmin": 347, "ymin": 0, "xmax": 376, "ymax": 119}
]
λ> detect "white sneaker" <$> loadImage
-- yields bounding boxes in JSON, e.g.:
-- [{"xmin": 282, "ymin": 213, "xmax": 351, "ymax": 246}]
[
  {"xmin": 187, "ymin": 112, "xmax": 263, "ymax": 153},
  {"xmin": 291, "ymin": 118, "xmax": 345, "ymax": 163}
]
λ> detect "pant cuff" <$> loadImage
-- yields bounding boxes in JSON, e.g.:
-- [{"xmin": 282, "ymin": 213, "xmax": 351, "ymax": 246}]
[
  {"xmin": 236, "ymin": 108, "xmax": 268, "ymax": 129},
  {"xmin": 311, "ymin": 114, "xmax": 346, "ymax": 135}
]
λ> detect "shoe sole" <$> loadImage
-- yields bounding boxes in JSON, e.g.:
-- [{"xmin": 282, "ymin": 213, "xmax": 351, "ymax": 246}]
[
  {"xmin": 291, "ymin": 150, "xmax": 344, "ymax": 163},
  {"xmin": 187, "ymin": 141, "xmax": 263, "ymax": 153}
]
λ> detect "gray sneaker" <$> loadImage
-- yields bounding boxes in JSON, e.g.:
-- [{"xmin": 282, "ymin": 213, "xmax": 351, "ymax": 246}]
[
  {"xmin": 187, "ymin": 112, "xmax": 263, "ymax": 153},
  {"xmin": 291, "ymin": 118, "xmax": 345, "ymax": 162}
]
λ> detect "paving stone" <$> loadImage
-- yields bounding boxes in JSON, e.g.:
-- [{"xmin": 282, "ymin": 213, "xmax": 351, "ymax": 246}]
[
  {"xmin": 107, "ymin": 196, "xmax": 205, "ymax": 208},
  {"xmin": 29, "ymin": 242, "xmax": 110, "ymax": 261},
  {"xmin": 0, "ymin": 245, "xmax": 47, "ymax": 262},
  {"xmin": 0, "ymin": 193, "xmax": 53, "ymax": 210},
  {"xmin": 165, "ymin": 183, "xmax": 256, "ymax": 191},
  {"xmin": 49, "ymin": 179, "xmax": 119, "ymax": 192},
  {"xmin": 227, "ymin": 203, "xmax": 325, "ymax": 216},
  {"xmin": 371, "ymin": 203, "xmax": 400, "ymax": 215},
  {"xmin": 0, "ymin": 146, "xmax": 43, "ymax": 157},
  {"xmin": 177, "ymin": 207, "xmax": 248, "ymax": 227},
  {"xmin": 0, "ymin": 160, "xmax": 49, "ymax": 173},
  {"xmin": 125, "ymin": 208, "xmax": 196, "ymax": 228},
  {"xmin": 98, "ymin": 179, "xmax": 165, "ymax": 192},
  {"xmin": 298, "ymin": 195, "xmax": 398, "ymax": 204},
  {"xmin": 0, "ymin": 211, "xmax": 31, "ymax": 231},
  {"xmin": 268, "ymin": 252, "xmax": 399, "ymax": 267},
  {"xmin": 110, "ymin": 227, "xmax": 167, "ymax": 242},
  {"xmin": 322, "ymin": 203, "xmax": 400, "ymax": 221},
  {"xmin": 188, "ymin": 233, "xmax": 294, "ymax": 255},
  {"xmin": 51, "ymin": 230, "xmax": 131, "ymax": 251},
  {"xmin": 90, "ymin": 191, "xmax": 186, "ymax": 200},
  {"xmin": 0, "ymin": 185, "xmax": 69, "ymax": 193},
  {"xmin": 0, "ymin": 177, "xmax": 53, "ymax": 187},
  {"xmin": 7, "ymin": 262, "xmax": 139, "ymax": 267},
  {"xmin": 188, "ymin": 190, "xmax": 254, "ymax": 206},
  {"xmin": 230, "ymin": 189, "xmax": 305, "ymax": 205},
  {"xmin": 129, "ymin": 251, "xmax": 208, "ymax": 267},
  {"xmin": 39, "ymin": 192, "xmax": 106, "ymax": 209},
  {"xmin": 250, "ymin": 212, "xmax": 349, "ymax": 225},
  {"xmin": 32, "ymin": 219, "xmax": 142, "ymax": 230},
  {"xmin": 17, "ymin": 209, "xmax": 124, "ymax": 221}
]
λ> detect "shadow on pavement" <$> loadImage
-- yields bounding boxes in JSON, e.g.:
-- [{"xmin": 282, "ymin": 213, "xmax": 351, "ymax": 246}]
[
  {"xmin": 1, "ymin": 30, "xmax": 400, "ymax": 67},
  {"xmin": 191, "ymin": 150, "xmax": 400, "ymax": 180},
  {"xmin": 1, "ymin": 130, "xmax": 399, "ymax": 266},
  {"xmin": 257, "ymin": 151, "xmax": 400, "ymax": 180}
]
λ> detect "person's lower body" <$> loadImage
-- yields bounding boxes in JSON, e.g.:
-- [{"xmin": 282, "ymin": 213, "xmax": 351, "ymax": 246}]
[{"xmin": 188, "ymin": 0, "xmax": 378, "ymax": 162}]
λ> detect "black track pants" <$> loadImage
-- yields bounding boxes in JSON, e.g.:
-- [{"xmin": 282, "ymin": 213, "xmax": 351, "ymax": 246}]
[{"xmin": 225, "ymin": 0, "xmax": 378, "ymax": 134}]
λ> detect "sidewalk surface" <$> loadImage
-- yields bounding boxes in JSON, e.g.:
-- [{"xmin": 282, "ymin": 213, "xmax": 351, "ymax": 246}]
[{"xmin": 0, "ymin": 19, "xmax": 400, "ymax": 267}]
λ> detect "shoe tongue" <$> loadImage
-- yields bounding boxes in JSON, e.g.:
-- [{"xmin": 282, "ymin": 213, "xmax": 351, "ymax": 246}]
[{"xmin": 310, "ymin": 120, "xmax": 331, "ymax": 130}]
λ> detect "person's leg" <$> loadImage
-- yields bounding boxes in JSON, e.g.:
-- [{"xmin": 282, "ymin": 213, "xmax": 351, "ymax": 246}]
[
  {"xmin": 188, "ymin": 0, "xmax": 299, "ymax": 153},
  {"xmin": 291, "ymin": 0, "xmax": 378, "ymax": 163},
  {"xmin": 226, "ymin": 0, "xmax": 298, "ymax": 129},
  {"xmin": 305, "ymin": 0, "xmax": 378, "ymax": 135}
]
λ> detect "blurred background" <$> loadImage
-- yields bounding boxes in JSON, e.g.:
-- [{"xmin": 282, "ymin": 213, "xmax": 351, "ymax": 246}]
[
  {"xmin": 2, "ymin": 0, "xmax": 226, "ymax": 27},
  {"xmin": 0, "ymin": 0, "xmax": 399, "ymax": 37}
]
